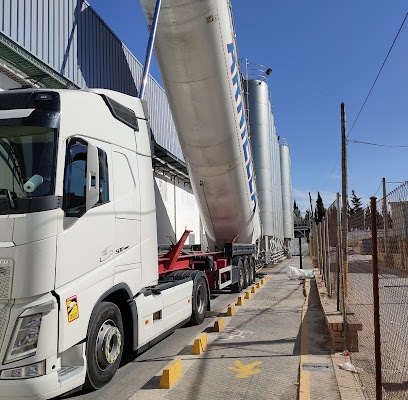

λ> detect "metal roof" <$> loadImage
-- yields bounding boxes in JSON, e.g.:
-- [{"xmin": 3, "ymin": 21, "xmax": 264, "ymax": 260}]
[
  {"xmin": 0, "ymin": 32, "xmax": 78, "ymax": 89},
  {"xmin": 153, "ymin": 142, "xmax": 190, "ymax": 186}
]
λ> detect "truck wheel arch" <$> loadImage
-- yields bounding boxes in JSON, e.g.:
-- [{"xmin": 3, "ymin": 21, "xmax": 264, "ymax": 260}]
[{"xmin": 89, "ymin": 283, "xmax": 138, "ymax": 355}]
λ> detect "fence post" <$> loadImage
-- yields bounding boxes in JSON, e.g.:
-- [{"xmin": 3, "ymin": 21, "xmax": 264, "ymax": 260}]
[
  {"xmin": 336, "ymin": 193, "xmax": 342, "ymax": 312},
  {"xmin": 298, "ymin": 236, "xmax": 303, "ymax": 269},
  {"xmin": 370, "ymin": 196, "xmax": 382, "ymax": 400},
  {"xmin": 324, "ymin": 213, "xmax": 331, "ymax": 297}
]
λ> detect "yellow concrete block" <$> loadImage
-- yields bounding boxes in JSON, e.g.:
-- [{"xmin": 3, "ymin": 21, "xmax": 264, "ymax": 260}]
[
  {"xmin": 256, "ymin": 282, "xmax": 261, "ymax": 289},
  {"xmin": 213, "ymin": 318, "xmax": 225, "ymax": 332},
  {"xmin": 244, "ymin": 290, "xmax": 251, "ymax": 299},
  {"xmin": 227, "ymin": 304, "xmax": 236, "ymax": 316},
  {"xmin": 192, "ymin": 333, "xmax": 208, "ymax": 355},
  {"xmin": 251, "ymin": 286, "xmax": 257, "ymax": 293},
  {"xmin": 159, "ymin": 358, "xmax": 182, "ymax": 389},
  {"xmin": 236, "ymin": 295, "xmax": 245, "ymax": 306}
]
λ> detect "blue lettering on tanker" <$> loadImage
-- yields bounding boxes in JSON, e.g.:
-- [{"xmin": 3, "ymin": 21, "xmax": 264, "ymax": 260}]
[
  {"xmin": 227, "ymin": 42, "xmax": 257, "ymax": 212},
  {"xmin": 242, "ymin": 136, "xmax": 249, "ymax": 162}
]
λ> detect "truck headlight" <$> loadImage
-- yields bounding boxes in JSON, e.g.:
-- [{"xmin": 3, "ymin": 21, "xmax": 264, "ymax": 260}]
[
  {"xmin": 1, "ymin": 361, "xmax": 45, "ymax": 379},
  {"xmin": 6, "ymin": 313, "xmax": 42, "ymax": 362}
]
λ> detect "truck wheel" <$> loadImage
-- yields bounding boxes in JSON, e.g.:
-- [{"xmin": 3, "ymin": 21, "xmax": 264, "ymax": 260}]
[
  {"xmin": 243, "ymin": 258, "xmax": 250, "ymax": 288},
  {"xmin": 249, "ymin": 257, "xmax": 256, "ymax": 284},
  {"xmin": 190, "ymin": 276, "xmax": 209, "ymax": 325},
  {"xmin": 85, "ymin": 302, "xmax": 124, "ymax": 390},
  {"xmin": 231, "ymin": 260, "xmax": 244, "ymax": 293}
]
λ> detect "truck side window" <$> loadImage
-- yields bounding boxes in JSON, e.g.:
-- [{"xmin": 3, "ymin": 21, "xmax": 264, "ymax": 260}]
[
  {"xmin": 97, "ymin": 148, "xmax": 109, "ymax": 205},
  {"xmin": 63, "ymin": 138, "xmax": 87, "ymax": 217},
  {"xmin": 63, "ymin": 138, "xmax": 109, "ymax": 217}
]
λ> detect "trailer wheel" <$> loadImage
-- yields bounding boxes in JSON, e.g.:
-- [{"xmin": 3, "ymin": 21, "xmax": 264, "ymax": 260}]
[
  {"xmin": 231, "ymin": 259, "xmax": 244, "ymax": 293},
  {"xmin": 243, "ymin": 258, "xmax": 250, "ymax": 288},
  {"xmin": 85, "ymin": 302, "xmax": 124, "ymax": 390},
  {"xmin": 249, "ymin": 257, "xmax": 256, "ymax": 284},
  {"xmin": 190, "ymin": 276, "xmax": 209, "ymax": 325}
]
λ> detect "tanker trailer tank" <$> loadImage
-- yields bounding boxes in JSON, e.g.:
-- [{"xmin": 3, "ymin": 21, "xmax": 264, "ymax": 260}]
[{"xmin": 140, "ymin": 0, "xmax": 261, "ymax": 250}]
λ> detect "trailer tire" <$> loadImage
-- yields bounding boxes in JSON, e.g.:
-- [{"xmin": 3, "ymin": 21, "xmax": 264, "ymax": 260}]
[
  {"xmin": 249, "ymin": 257, "xmax": 256, "ymax": 284},
  {"xmin": 231, "ymin": 259, "xmax": 244, "ymax": 293},
  {"xmin": 190, "ymin": 276, "xmax": 209, "ymax": 325},
  {"xmin": 85, "ymin": 302, "xmax": 124, "ymax": 390},
  {"xmin": 243, "ymin": 258, "xmax": 250, "ymax": 289}
]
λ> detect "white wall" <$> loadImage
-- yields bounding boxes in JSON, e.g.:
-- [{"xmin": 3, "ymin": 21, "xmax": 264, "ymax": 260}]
[{"xmin": 154, "ymin": 174, "xmax": 200, "ymax": 247}]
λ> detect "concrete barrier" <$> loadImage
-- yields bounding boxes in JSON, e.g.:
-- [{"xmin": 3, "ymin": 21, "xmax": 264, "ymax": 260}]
[
  {"xmin": 213, "ymin": 318, "xmax": 225, "ymax": 332},
  {"xmin": 159, "ymin": 358, "xmax": 182, "ymax": 389},
  {"xmin": 227, "ymin": 304, "xmax": 236, "ymax": 316},
  {"xmin": 236, "ymin": 295, "xmax": 245, "ymax": 306},
  {"xmin": 192, "ymin": 332, "xmax": 208, "ymax": 355}
]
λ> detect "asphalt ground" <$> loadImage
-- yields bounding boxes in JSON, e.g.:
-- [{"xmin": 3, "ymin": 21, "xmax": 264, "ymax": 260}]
[{"xmin": 62, "ymin": 255, "xmax": 366, "ymax": 400}]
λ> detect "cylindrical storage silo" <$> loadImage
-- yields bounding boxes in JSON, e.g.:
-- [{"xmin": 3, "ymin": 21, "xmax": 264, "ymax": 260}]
[
  {"xmin": 268, "ymin": 116, "xmax": 284, "ymax": 242},
  {"xmin": 246, "ymin": 79, "xmax": 274, "ymax": 236},
  {"xmin": 280, "ymin": 139, "xmax": 294, "ymax": 240}
]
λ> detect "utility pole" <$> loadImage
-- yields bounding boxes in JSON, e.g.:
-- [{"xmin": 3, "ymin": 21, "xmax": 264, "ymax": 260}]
[
  {"xmin": 341, "ymin": 102, "xmax": 349, "ymax": 352},
  {"xmin": 341, "ymin": 103, "xmax": 348, "ymax": 299}
]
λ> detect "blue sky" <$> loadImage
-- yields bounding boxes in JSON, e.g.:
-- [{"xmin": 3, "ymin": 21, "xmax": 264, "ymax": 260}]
[{"xmin": 90, "ymin": 0, "xmax": 408, "ymax": 214}]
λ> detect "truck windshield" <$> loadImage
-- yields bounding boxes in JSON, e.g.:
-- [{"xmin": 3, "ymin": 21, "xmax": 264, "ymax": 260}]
[{"xmin": 0, "ymin": 126, "xmax": 56, "ymax": 200}]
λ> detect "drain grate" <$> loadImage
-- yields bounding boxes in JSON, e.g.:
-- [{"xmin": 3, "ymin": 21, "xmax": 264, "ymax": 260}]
[{"xmin": 302, "ymin": 362, "xmax": 333, "ymax": 371}]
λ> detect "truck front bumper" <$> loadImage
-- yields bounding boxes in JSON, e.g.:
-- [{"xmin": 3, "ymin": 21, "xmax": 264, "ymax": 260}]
[{"xmin": 0, "ymin": 366, "xmax": 86, "ymax": 400}]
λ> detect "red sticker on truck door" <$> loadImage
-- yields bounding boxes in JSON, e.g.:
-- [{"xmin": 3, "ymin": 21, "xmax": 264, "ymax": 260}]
[{"xmin": 66, "ymin": 295, "xmax": 79, "ymax": 323}]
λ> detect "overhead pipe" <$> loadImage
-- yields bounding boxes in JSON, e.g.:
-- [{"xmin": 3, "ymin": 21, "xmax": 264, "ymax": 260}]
[{"xmin": 138, "ymin": 0, "xmax": 162, "ymax": 100}]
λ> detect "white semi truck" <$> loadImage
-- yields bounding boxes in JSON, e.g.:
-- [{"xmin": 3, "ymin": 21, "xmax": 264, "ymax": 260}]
[{"xmin": 0, "ymin": 0, "xmax": 263, "ymax": 398}]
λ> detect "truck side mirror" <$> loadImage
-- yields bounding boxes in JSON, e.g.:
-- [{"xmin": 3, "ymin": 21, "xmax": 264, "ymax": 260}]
[{"xmin": 86, "ymin": 143, "xmax": 99, "ymax": 210}]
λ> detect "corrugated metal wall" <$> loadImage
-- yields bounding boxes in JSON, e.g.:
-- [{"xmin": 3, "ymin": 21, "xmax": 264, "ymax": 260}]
[{"xmin": 0, "ymin": 0, "xmax": 183, "ymax": 159}]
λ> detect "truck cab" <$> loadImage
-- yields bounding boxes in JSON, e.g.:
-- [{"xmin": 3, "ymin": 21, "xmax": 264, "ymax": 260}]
[{"xmin": 0, "ymin": 89, "xmax": 198, "ymax": 398}]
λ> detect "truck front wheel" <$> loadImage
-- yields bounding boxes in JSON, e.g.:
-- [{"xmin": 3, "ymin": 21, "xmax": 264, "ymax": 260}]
[
  {"xmin": 85, "ymin": 302, "xmax": 124, "ymax": 390},
  {"xmin": 190, "ymin": 276, "xmax": 209, "ymax": 325}
]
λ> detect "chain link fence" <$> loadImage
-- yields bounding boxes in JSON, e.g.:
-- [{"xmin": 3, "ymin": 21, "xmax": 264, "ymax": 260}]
[{"xmin": 310, "ymin": 182, "xmax": 408, "ymax": 399}]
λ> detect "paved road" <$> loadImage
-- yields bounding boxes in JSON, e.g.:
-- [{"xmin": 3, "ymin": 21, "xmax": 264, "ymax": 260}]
[
  {"xmin": 58, "ymin": 257, "xmax": 345, "ymax": 400},
  {"xmin": 59, "ymin": 285, "xmax": 244, "ymax": 400}
]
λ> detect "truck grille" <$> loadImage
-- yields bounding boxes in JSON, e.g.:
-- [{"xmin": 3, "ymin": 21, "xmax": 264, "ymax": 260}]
[
  {"xmin": 0, "ymin": 261, "xmax": 13, "ymax": 299},
  {"xmin": 0, "ymin": 304, "xmax": 11, "ymax": 347}
]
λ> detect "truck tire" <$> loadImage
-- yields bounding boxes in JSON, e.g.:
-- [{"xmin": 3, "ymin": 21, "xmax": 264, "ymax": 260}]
[
  {"xmin": 85, "ymin": 302, "xmax": 124, "ymax": 390},
  {"xmin": 190, "ymin": 276, "xmax": 209, "ymax": 325},
  {"xmin": 231, "ymin": 259, "xmax": 244, "ymax": 293},
  {"xmin": 243, "ymin": 258, "xmax": 250, "ymax": 289},
  {"xmin": 249, "ymin": 257, "xmax": 256, "ymax": 284}
]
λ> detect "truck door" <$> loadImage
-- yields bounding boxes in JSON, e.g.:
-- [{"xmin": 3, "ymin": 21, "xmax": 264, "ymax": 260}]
[
  {"xmin": 112, "ymin": 149, "xmax": 142, "ymax": 290},
  {"xmin": 55, "ymin": 137, "xmax": 115, "ymax": 288}
]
